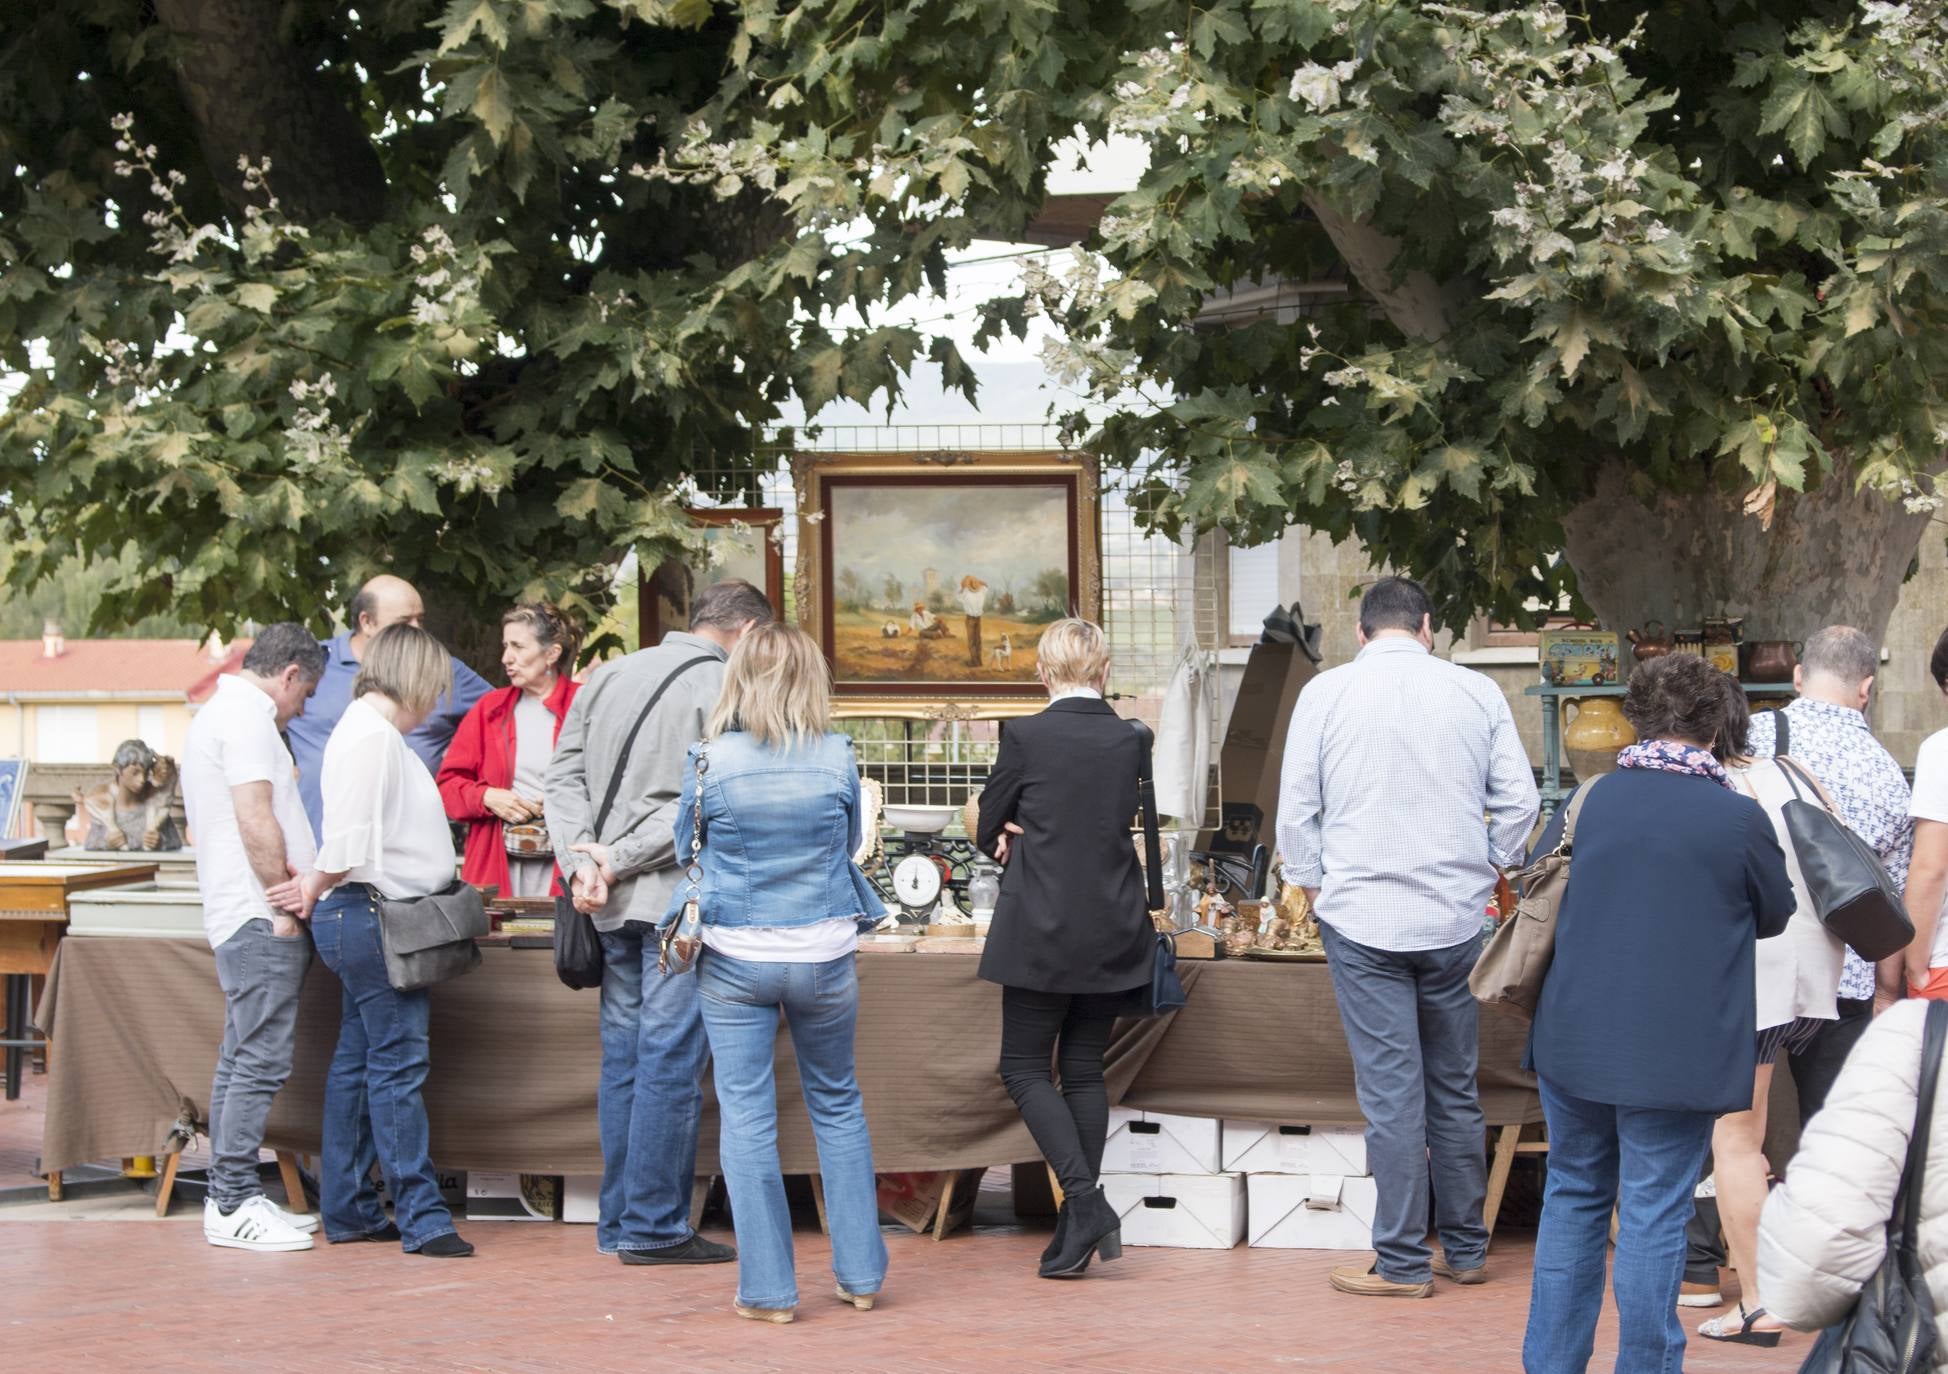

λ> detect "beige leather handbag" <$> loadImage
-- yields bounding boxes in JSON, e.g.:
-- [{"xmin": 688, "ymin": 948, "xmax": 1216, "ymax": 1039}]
[{"xmin": 1470, "ymin": 777, "xmax": 1600, "ymax": 1018}]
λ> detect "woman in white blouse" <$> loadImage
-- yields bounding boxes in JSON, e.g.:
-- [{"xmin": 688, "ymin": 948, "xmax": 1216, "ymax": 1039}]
[
  {"xmin": 1700, "ymin": 685, "xmax": 1846, "ymax": 1345},
  {"xmin": 291, "ymin": 624, "xmax": 473, "ymax": 1258}
]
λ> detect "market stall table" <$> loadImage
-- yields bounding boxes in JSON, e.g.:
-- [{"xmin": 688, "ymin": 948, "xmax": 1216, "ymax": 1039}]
[
  {"xmin": 36, "ymin": 938, "xmax": 1540, "ymax": 1223},
  {"xmin": 0, "ymin": 861, "xmax": 158, "ymax": 1100}
]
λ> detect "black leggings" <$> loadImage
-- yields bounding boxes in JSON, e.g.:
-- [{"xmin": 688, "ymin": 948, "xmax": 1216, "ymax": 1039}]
[{"xmin": 997, "ymin": 986, "xmax": 1122, "ymax": 1198}]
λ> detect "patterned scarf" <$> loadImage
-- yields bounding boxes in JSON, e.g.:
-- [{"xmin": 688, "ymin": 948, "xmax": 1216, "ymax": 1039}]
[{"xmin": 1615, "ymin": 738, "xmax": 1738, "ymax": 791}]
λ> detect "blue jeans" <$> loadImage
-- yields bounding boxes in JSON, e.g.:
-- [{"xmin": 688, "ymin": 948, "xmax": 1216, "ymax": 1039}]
[
  {"xmin": 208, "ymin": 917, "xmax": 312, "ymax": 1210},
  {"xmin": 698, "ymin": 948, "xmax": 888, "ymax": 1311},
  {"xmin": 309, "ymin": 885, "xmax": 455, "ymax": 1250},
  {"xmin": 596, "ymin": 924, "xmax": 707, "ymax": 1252},
  {"xmin": 1319, "ymin": 922, "xmax": 1489, "ymax": 1283},
  {"xmin": 1523, "ymin": 1076, "xmax": 1714, "ymax": 1374}
]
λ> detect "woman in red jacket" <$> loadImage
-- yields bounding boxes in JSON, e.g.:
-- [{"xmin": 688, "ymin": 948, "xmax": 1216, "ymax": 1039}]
[{"xmin": 437, "ymin": 603, "xmax": 581, "ymax": 897}]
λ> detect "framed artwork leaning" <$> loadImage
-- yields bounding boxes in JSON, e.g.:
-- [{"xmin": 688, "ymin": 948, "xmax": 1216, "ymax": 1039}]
[
  {"xmin": 792, "ymin": 450, "xmax": 1102, "ymax": 711},
  {"xmin": 639, "ymin": 508, "xmax": 787, "ymax": 648}
]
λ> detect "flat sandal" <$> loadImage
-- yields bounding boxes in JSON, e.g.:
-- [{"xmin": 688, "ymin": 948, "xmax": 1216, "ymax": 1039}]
[{"xmin": 1698, "ymin": 1304, "xmax": 1783, "ymax": 1346}]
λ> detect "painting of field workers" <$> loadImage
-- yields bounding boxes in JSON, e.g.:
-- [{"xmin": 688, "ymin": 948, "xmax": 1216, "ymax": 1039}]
[{"xmin": 824, "ymin": 479, "xmax": 1076, "ymax": 689}]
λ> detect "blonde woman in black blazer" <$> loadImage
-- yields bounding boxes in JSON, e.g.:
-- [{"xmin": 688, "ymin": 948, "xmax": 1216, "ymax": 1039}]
[{"xmin": 977, "ymin": 618, "xmax": 1153, "ymax": 1279}]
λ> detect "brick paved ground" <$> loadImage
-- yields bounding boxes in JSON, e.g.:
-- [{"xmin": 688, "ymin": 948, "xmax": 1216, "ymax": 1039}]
[{"xmin": 2, "ymin": 1077, "xmax": 1804, "ymax": 1374}]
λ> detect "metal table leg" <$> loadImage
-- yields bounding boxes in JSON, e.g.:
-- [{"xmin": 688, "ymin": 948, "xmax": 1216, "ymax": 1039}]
[{"xmin": 2, "ymin": 973, "xmax": 27, "ymax": 1101}]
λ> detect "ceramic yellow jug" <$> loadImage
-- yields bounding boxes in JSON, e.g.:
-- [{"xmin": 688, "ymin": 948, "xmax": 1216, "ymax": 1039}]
[{"xmin": 1562, "ymin": 697, "xmax": 1637, "ymax": 780}]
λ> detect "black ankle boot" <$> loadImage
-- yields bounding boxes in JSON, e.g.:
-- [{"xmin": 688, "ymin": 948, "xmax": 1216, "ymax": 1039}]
[
  {"xmin": 1038, "ymin": 1187, "xmax": 1121, "ymax": 1279},
  {"xmin": 1040, "ymin": 1201, "xmax": 1071, "ymax": 1264}
]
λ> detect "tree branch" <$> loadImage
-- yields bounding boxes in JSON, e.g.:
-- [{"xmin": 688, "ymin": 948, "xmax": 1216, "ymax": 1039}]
[{"xmin": 1301, "ymin": 190, "xmax": 1468, "ymax": 343}]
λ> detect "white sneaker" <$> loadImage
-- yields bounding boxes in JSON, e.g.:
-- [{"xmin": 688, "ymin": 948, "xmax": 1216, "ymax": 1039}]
[
  {"xmin": 203, "ymin": 1195, "xmax": 319, "ymax": 1233},
  {"xmin": 266, "ymin": 1199, "xmax": 320, "ymax": 1234},
  {"xmin": 204, "ymin": 1196, "xmax": 314, "ymax": 1252}
]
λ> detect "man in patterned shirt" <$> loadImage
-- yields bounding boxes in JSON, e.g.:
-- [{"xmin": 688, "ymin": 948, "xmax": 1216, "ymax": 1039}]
[
  {"xmin": 1683, "ymin": 624, "xmax": 1911, "ymax": 1308},
  {"xmin": 1743, "ymin": 624, "xmax": 1912, "ymax": 1119}
]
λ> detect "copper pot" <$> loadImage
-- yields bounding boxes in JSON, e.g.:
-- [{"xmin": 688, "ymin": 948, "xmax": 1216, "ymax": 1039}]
[
  {"xmin": 1627, "ymin": 620, "xmax": 1672, "ymax": 662},
  {"xmin": 1745, "ymin": 640, "xmax": 1801, "ymax": 684}
]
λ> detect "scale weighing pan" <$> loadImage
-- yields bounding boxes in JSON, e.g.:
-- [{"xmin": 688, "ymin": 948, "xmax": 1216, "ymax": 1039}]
[{"xmin": 883, "ymin": 805, "xmax": 956, "ymax": 834}]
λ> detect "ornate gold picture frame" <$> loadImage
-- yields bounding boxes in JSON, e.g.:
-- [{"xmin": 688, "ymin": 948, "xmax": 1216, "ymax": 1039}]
[
  {"xmin": 637, "ymin": 507, "xmax": 787, "ymax": 649},
  {"xmin": 792, "ymin": 450, "xmax": 1102, "ymax": 716}
]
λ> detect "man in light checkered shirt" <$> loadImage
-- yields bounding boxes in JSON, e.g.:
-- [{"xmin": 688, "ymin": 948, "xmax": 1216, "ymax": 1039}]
[{"xmin": 1276, "ymin": 576, "xmax": 1539, "ymax": 1299}]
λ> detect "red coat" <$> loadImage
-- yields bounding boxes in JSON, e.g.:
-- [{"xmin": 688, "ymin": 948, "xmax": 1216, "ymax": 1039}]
[{"xmin": 437, "ymin": 675, "xmax": 580, "ymax": 895}]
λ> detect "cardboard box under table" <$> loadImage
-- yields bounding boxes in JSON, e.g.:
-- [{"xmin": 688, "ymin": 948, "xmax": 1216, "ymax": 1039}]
[
  {"xmin": 1222, "ymin": 1121, "xmax": 1367, "ymax": 1176},
  {"xmin": 1102, "ymin": 1171, "xmax": 1246, "ymax": 1249},
  {"xmin": 1247, "ymin": 1173, "xmax": 1378, "ymax": 1250},
  {"xmin": 1101, "ymin": 1109, "xmax": 1222, "ymax": 1175}
]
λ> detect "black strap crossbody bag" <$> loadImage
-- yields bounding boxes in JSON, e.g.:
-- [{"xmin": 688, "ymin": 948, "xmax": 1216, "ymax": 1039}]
[
  {"xmin": 1767, "ymin": 712, "xmax": 1915, "ymax": 962},
  {"xmin": 1130, "ymin": 719, "xmax": 1186, "ymax": 1016},
  {"xmin": 553, "ymin": 654, "xmax": 717, "ymax": 990}
]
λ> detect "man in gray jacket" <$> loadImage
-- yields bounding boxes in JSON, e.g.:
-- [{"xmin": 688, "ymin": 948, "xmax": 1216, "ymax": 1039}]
[{"xmin": 546, "ymin": 578, "xmax": 771, "ymax": 1264}]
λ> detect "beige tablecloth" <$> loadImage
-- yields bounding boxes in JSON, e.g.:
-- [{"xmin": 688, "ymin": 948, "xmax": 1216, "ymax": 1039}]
[{"xmin": 36, "ymin": 940, "xmax": 1537, "ymax": 1177}]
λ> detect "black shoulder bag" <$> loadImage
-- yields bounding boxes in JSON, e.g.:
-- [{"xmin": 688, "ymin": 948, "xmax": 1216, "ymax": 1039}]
[
  {"xmin": 1797, "ymin": 999, "xmax": 1945, "ymax": 1374},
  {"xmin": 1771, "ymin": 751, "xmax": 1914, "ymax": 962},
  {"xmin": 554, "ymin": 654, "xmax": 717, "ymax": 990},
  {"xmin": 1130, "ymin": 719, "xmax": 1186, "ymax": 1016}
]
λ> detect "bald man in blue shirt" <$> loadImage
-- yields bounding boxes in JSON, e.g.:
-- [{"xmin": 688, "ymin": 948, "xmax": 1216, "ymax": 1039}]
[{"xmin": 285, "ymin": 574, "xmax": 491, "ymax": 841}]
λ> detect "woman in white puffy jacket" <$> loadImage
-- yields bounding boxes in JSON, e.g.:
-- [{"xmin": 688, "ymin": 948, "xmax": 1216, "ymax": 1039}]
[{"xmin": 1757, "ymin": 999, "xmax": 1948, "ymax": 1365}]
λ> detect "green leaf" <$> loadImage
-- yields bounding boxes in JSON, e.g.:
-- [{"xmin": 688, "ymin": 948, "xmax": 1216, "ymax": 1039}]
[
  {"xmin": 472, "ymin": 67, "xmax": 516, "ymax": 145},
  {"xmin": 1552, "ymin": 310, "xmax": 1592, "ymax": 381},
  {"xmin": 1757, "ymin": 75, "xmax": 1844, "ymax": 169},
  {"xmin": 234, "ymin": 282, "xmax": 278, "ymax": 314},
  {"xmin": 1190, "ymin": 5, "xmax": 1251, "ymax": 57},
  {"xmin": 1842, "ymin": 288, "xmax": 1877, "ymax": 337},
  {"xmin": 798, "ymin": 345, "xmax": 845, "ymax": 412},
  {"xmin": 1427, "ymin": 445, "xmax": 1487, "ymax": 501},
  {"xmin": 439, "ymin": 0, "xmax": 510, "ymax": 53}
]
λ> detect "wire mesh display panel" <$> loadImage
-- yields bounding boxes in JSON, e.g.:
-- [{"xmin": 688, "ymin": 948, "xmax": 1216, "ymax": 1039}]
[{"xmin": 668, "ymin": 425, "xmax": 1223, "ymax": 836}]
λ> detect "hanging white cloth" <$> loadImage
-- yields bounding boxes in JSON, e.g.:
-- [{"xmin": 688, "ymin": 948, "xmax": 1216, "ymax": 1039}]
[{"xmin": 1154, "ymin": 643, "xmax": 1211, "ymax": 824}]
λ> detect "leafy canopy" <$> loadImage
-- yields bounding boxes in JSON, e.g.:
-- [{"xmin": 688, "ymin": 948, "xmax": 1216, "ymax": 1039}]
[
  {"xmin": 668, "ymin": 0, "xmax": 1948, "ymax": 628},
  {"xmin": 5, "ymin": 0, "xmax": 1948, "ymax": 638},
  {"xmin": 0, "ymin": 0, "xmax": 1068, "ymax": 638}
]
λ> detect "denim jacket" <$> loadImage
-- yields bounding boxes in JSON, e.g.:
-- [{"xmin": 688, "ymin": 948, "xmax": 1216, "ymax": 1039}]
[{"xmin": 665, "ymin": 730, "xmax": 887, "ymax": 929}]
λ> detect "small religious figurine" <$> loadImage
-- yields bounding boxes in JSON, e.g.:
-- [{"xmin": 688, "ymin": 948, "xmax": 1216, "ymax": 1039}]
[{"xmin": 72, "ymin": 740, "xmax": 184, "ymax": 851}]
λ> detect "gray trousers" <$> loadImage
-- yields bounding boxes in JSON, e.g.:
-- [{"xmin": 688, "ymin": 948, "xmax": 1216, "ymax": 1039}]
[
  {"xmin": 1320, "ymin": 922, "xmax": 1489, "ymax": 1283},
  {"xmin": 209, "ymin": 918, "xmax": 312, "ymax": 1210}
]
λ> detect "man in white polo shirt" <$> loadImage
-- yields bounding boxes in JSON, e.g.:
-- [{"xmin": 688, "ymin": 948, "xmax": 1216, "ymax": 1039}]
[{"xmin": 182, "ymin": 623, "xmax": 326, "ymax": 1253}]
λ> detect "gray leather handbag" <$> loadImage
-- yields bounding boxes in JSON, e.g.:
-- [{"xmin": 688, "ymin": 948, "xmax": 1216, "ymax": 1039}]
[{"xmin": 378, "ymin": 880, "xmax": 489, "ymax": 991}]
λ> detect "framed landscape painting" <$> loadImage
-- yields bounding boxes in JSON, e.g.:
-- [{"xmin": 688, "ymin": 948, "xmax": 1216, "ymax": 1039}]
[
  {"xmin": 639, "ymin": 508, "xmax": 786, "ymax": 648},
  {"xmin": 793, "ymin": 451, "xmax": 1102, "ymax": 711}
]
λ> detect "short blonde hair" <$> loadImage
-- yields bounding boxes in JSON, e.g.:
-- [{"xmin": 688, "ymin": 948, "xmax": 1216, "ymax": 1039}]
[
  {"xmin": 708, "ymin": 622, "xmax": 831, "ymax": 748},
  {"xmin": 352, "ymin": 623, "xmax": 452, "ymax": 718},
  {"xmin": 1037, "ymin": 617, "xmax": 1109, "ymax": 691}
]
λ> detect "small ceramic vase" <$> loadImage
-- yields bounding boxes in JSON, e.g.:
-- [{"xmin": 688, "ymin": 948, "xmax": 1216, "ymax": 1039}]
[{"xmin": 1562, "ymin": 696, "xmax": 1638, "ymax": 780}]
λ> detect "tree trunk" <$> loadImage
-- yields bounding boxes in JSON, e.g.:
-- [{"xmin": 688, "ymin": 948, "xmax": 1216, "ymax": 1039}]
[
  {"xmin": 1559, "ymin": 461, "xmax": 1932, "ymax": 650},
  {"xmin": 153, "ymin": 0, "xmax": 387, "ymax": 227},
  {"xmin": 419, "ymin": 591, "xmax": 507, "ymax": 685}
]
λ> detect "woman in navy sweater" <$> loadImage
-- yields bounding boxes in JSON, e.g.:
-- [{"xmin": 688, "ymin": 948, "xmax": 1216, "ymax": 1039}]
[{"xmin": 1521, "ymin": 653, "xmax": 1794, "ymax": 1374}]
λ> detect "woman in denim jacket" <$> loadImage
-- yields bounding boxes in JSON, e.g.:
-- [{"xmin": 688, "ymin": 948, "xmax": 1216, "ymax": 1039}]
[{"xmin": 669, "ymin": 622, "xmax": 889, "ymax": 1324}]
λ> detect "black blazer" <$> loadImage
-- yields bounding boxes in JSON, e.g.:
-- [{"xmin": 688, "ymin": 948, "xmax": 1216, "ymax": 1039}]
[
  {"xmin": 1528, "ymin": 767, "xmax": 1796, "ymax": 1115},
  {"xmin": 975, "ymin": 697, "xmax": 1154, "ymax": 995}
]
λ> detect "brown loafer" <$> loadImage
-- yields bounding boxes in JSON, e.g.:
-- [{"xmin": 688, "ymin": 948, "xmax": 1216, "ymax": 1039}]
[
  {"xmin": 1432, "ymin": 1257, "xmax": 1488, "ymax": 1285},
  {"xmin": 1329, "ymin": 1261, "xmax": 1434, "ymax": 1298}
]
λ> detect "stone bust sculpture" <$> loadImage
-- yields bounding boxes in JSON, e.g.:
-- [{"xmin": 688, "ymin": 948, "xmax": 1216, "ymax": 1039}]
[{"xmin": 72, "ymin": 740, "xmax": 184, "ymax": 851}]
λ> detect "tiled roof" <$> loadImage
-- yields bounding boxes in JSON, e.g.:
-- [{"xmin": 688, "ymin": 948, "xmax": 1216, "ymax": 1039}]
[{"xmin": 0, "ymin": 639, "xmax": 250, "ymax": 701}]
